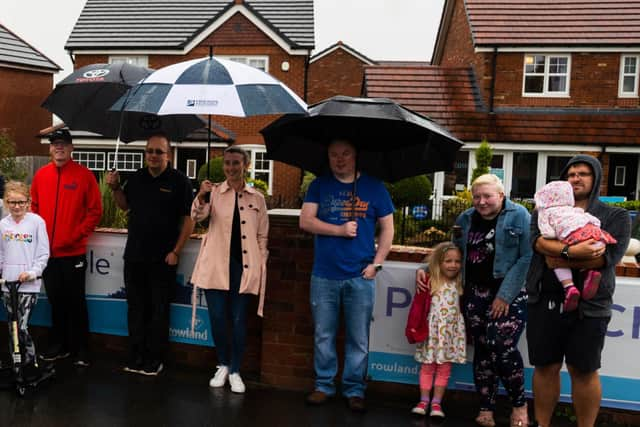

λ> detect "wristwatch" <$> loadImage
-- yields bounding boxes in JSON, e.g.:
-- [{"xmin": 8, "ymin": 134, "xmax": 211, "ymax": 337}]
[
  {"xmin": 373, "ymin": 263, "xmax": 383, "ymax": 272},
  {"xmin": 560, "ymin": 245, "xmax": 570, "ymax": 260}
]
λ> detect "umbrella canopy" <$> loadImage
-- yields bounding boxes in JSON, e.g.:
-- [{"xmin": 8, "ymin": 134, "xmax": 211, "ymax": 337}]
[
  {"xmin": 260, "ymin": 96, "xmax": 463, "ymax": 182},
  {"xmin": 110, "ymin": 56, "xmax": 307, "ymax": 117},
  {"xmin": 42, "ymin": 62, "xmax": 205, "ymax": 143},
  {"xmin": 42, "ymin": 62, "xmax": 152, "ymax": 131}
]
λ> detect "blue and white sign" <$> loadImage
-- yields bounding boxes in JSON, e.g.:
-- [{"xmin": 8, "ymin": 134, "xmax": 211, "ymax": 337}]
[
  {"xmin": 369, "ymin": 261, "xmax": 640, "ymax": 411},
  {"xmin": 411, "ymin": 205, "xmax": 429, "ymax": 220},
  {"xmin": 1, "ymin": 232, "xmax": 213, "ymax": 347}
]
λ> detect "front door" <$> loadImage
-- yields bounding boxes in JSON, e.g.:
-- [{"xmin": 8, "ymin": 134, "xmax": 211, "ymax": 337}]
[
  {"xmin": 176, "ymin": 147, "xmax": 207, "ymax": 188},
  {"xmin": 607, "ymin": 153, "xmax": 639, "ymax": 200}
]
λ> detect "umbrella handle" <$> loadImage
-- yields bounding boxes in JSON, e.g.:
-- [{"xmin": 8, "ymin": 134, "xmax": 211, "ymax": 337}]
[{"xmin": 112, "ymin": 136, "xmax": 121, "ymax": 171}]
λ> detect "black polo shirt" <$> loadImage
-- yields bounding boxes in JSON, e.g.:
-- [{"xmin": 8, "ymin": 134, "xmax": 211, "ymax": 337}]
[{"xmin": 123, "ymin": 166, "xmax": 193, "ymax": 262}]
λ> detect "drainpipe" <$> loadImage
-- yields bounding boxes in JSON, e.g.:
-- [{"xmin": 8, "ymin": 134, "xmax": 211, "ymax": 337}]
[
  {"xmin": 68, "ymin": 49, "xmax": 75, "ymax": 66},
  {"xmin": 489, "ymin": 47, "xmax": 497, "ymax": 113},
  {"xmin": 303, "ymin": 50, "xmax": 310, "ymax": 102}
]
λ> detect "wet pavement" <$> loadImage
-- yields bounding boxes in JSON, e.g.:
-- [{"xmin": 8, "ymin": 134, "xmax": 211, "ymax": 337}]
[{"xmin": 0, "ymin": 354, "xmax": 622, "ymax": 427}]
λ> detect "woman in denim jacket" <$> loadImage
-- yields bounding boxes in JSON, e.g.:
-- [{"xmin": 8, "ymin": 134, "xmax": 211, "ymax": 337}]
[{"xmin": 453, "ymin": 174, "xmax": 532, "ymax": 427}]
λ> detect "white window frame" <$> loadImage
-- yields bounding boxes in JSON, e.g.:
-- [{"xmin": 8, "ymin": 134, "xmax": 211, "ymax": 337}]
[
  {"xmin": 615, "ymin": 166, "xmax": 626, "ymax": 186},
  {"xmin": 242, "ymin": 145, "xmax": 273, "ymax": 194},
  {"xmin": 107, "ymin": 152, "xmax": 143, "ymax": 172},
  {"xmin": 72, "ymin": 151, "xmax": 105, "ymax": 171},
  {"xmin": 108, "ymin": 55, "xmax": 149, "ymax": 67},
  {"xmin": 619, "ymin": 55, "xmax": 640, "ymax": 98},
  {"xmin": 522, "ymin": 54, "xmax": 571, "ymax": 97},
  {"xmin": 221, "ymin": 55, "xmax": 269, "ymax": 72},
  {"xmin": 186, "ymin": 159, "xmax": 197, "ymax": 180}
]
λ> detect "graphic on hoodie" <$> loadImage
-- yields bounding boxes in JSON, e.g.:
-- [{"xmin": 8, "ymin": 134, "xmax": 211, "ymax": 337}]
[{"xmin": 467, "ymin": 226, "xmax": 495, "ymax": 264}]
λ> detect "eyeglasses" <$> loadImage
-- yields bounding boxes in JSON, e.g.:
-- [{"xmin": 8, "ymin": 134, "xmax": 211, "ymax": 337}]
[
  {"xmin": 145, "ymin": 148, "xmax": 167, "ymax": 155},
  {"xmin": 6, "ymin": 200, "xmax": 28, "ymax": 206},
  {"xmin": 567, "ymin": 172, "xmax": 592, "ymax": 179}
]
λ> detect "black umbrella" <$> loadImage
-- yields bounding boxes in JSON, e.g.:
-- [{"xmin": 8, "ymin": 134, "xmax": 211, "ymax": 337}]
[
  {"xmin": 42, "ymin": 62, "xmax": 153, "ymax": 133},
  {"xmin": 42, "ymin": 63, "xmax": 206, "ymax": 167},
  {"xmin": 260, "ymin": 95, "xmax": 463, "ymax": 182}
]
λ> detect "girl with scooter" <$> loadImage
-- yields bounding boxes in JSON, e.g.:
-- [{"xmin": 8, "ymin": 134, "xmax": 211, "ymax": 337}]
[{"xmin": 0, "ymin": 181, "xmax": 49, "ymax": 381}]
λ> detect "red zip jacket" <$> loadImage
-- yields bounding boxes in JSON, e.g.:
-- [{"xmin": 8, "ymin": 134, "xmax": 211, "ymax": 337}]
[{"xmin": 31, "ymin": 160, "xmax": 102, "ymax": 258}]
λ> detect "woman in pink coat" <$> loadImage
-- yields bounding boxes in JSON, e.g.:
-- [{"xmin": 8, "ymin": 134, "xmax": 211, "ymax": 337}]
[{"xmin": 190, "ymin": 146, "xmax": 269, "ymax": 394}]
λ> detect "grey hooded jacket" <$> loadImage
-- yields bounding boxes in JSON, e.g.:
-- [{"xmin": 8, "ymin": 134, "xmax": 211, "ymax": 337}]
[{"xmin": 525, "ymin": 154, "xmax": 631, "ymax": 317}]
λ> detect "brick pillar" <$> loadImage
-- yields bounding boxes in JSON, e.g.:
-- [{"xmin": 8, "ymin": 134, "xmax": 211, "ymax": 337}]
[{"xmin": 261, "ymin": 212, "xmax": 315, "ymax": 390}]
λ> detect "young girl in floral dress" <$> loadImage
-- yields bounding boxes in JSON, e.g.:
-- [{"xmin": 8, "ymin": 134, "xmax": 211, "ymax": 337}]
[{"xmin": 412, "ymin": 242, "xmax": 466, "ymax": 418}]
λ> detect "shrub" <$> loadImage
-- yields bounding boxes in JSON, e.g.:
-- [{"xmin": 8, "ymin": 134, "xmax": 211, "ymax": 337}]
[
  {"xmin": 197, "ymin": 156, "xmax": 225, "ymax": 183},
  {"xmin": 471, "ymin": 139, "xmax": 493, "ymax": 183},
  {"xmin": 386, "ymin": 175, "xmax": 432, "ymax": 207},
  {"xmin": 98, "ymin": 172, "xmax": 128, "ymax": 228},
  {"xmin": 0, "ymin": 130, "xmax": 27, "ymax": 181}
]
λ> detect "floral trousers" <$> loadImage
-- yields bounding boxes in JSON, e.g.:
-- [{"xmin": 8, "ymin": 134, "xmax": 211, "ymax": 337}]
[{"xmin": 464, "ymin": 286, "xmax": 528, "ymax": 411}]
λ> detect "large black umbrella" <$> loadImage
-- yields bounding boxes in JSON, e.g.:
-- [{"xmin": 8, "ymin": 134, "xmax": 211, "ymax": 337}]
[
  {"xmin": 42, "ymin": 62, "xmax": 206, "ymax": 145},
  {"xmin": 260, "ymin": 95, "xmax": 463, "ymax": 182}
]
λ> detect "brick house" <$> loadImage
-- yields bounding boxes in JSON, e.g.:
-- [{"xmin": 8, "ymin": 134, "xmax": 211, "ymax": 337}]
[
  {"xmin": 63, "ymin": 0, "xmax": 314, "ymax": 200},
  {"xmin": 364, "ymin": 0, "xmax": 640, "ymax": 201},
  {"xmin": 0, "ymin": 23, "xmax": 60, "ymax": 156},
  {"xmin": 307, "ymin": 41, "xmax": 376, "ymax": 104}
]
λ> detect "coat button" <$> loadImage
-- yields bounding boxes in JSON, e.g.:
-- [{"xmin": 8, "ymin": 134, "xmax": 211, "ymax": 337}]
[
  {"xmin": 238, "ymin": 194, "xmax": 243, "ymax": 198},
  {"xmin": 240, "ymin": 206, "xmax": 244, "ymax": 210},
  {"xmin": 244, "ymin": 264, "xmax": 249, "ymax": 268},
  {"xmin": 243, "ymin": 250, "xmax": 248, "ymax": 254},
  {"xmin": 242, "ymin": 235, "xmax": 246, "ymax": 239},
  {"xmin": 241, "ymin": 220, "xmax": 246, "ymax": 224},
  {"xmin": 249, "ymin": 204, "xmax": 253, "ymax": 208}
]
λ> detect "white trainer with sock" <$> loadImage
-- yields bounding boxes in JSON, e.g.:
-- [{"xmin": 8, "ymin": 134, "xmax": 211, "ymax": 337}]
[
  {"xmin": 228, "ymin": 372, "xmax": 246, "ymax": 393},
  {"xmin": 209, "ymin": 365, "xmax": 229, "ymax": 388}
]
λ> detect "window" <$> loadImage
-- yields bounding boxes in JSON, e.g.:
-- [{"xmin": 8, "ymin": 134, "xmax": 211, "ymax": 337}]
[
  {"xmin": 510, "ymin": 152, "xmax": 538, "ymax": 198},
  {"xmin": 523, "ymin": 54, "xmax": 570, "ymax": 96},
  {"xmin": 224, "ymin": 56, "xmax": 268, "ymax": 72},
  {"xmin": 107, "ymin": 152, "xmax": 143, "ymax": 171},
  {"xmin": 546, "ymin": 156, "xmax": 572, "ymax": 182},
  {"xmin": 72, "ymin": 151, "xmax": 105, "ymax": 171},
  {"xmin": 186, "ymin": 159, "xmax": 197, "ymax": 179},
  {"xmin": 615, "ymin": 166, "xmax": 626, "ymax": 186},
  {"xmin": 109, "ymin": 56, "xmax": 149, "ymax": 67},
  {"xmin": 452, "ymin": 151, "xmax": 469, "ymax": 192},
  {"xmin": 619, "ymin": 55, "xmax": 639, "ymax": 97},
  {"xmin": 242, "ymin": 147, "xmax": 272, "ymax": 194}
]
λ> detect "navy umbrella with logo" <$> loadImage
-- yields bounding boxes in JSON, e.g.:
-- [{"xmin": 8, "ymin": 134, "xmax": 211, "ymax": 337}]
[{"xmin": 110, "ymin": 55, "xmax": 307, "ymax": 177}]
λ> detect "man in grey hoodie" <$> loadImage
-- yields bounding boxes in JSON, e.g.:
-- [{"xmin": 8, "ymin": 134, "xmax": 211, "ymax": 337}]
[{"xmin": 526, "ymin": 155, "xmax": 630, "ymax": 427}]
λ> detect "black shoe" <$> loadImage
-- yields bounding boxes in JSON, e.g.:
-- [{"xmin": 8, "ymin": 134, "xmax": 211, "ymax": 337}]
[
  {"xmin": 22, "ymin": 362, "xmax": 42, "ymax": 383},
  {"xmin": 140, "ymin": 361, "xmax": 163, "ymax": 376},
  {"xmin": 123, "ymin": 356, "xmax": 144, "ymax": 374},
  {"xmin": 347, "ymin": 396, "xmax": 366, "ymax": 413},
  {"xmin": 40, "ymin": 347, "xmax": 70, "ymax": 362}
]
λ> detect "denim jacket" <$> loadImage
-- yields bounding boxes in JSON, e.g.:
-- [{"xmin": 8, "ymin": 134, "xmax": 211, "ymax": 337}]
[{"xmin": 453, "ymin": 199, "xmax": 532, "ymax": 304}]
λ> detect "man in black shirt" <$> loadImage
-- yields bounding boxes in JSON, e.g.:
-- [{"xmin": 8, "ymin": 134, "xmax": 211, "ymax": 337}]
[{"xmin": 107, "ymin": 132, "xmax": 194, "ymax": 375}]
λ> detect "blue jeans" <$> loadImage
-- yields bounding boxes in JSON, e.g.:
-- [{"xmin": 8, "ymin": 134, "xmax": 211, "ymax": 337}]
[
  {"xmin": 310, "ymin": 275, "xmax": 375, "ymax": 398},
  {"xmin": 205, "ymin": 258, "xmax": 249, "ymax": 374}
]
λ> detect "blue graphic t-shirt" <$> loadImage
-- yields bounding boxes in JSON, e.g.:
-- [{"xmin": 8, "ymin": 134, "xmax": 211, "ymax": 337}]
[{"xmin": 304, "ymin": 173, "xmax": 394, "ymax": 280}]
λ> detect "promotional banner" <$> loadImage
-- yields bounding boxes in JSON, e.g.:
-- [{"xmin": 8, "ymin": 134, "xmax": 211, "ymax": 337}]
[
  {"xmin": 1, "ymin": 232, "xmax": 213, "ymax": 347},
  {"xmin": 368, "ymin": 261, "xmax": 640, "ymax": 411}
]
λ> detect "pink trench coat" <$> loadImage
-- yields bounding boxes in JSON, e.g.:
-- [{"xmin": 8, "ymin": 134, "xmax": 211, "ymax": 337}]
[{"xmin": 190, "ymin": 181, "xmax": 269, "ymax": 326}]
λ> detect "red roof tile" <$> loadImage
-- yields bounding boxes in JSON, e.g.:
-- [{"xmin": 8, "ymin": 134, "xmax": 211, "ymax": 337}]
[
  {"xmin": 363, "ymin": 64, "xmax": 640, "ymax": 145},
  {"xmin": 465, "ymin": 0, "xmax": 640, "ymax": 46}
]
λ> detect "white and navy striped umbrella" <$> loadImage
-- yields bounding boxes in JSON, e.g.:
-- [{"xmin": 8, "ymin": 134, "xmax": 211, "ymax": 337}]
[{"xmin": 111, "ymin": 56, "xmax": 307, "ymax": 117}]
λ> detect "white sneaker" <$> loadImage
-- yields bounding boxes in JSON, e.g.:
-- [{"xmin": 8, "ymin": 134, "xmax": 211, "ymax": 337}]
[
  {"xmin": 228, "ymin": 372, "xmax": 246, "ymax": 393},
  {"xmin": 209, "ymin": 365, "xmax": 229, "ymax": 388}
]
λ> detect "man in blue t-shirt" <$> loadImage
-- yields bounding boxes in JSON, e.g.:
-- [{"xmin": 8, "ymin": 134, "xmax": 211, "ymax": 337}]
[{"xmin": 300, "ymin": 139, "xmax": 394, "ymax": 412}]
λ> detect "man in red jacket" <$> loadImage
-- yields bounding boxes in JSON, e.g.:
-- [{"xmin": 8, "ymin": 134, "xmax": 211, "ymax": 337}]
[{"xmin": 31, "ymin": 129, "xmax": 102, "ymax": 366}]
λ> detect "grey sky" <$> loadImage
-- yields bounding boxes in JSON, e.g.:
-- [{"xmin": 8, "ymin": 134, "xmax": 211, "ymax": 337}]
[{"xmin": 1, "ymin": 0, "xmax": 445, "ymax": 83}]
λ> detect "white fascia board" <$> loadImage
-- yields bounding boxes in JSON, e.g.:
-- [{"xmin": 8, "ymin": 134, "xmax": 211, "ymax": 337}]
[
  {"xmin": 476, "ymin": 46, "xmax": 640, "ymax": 53},
  {"xmin": 310, "ymin": 45, "xmax": 375, "ymax": 65},
  {"xmin": 185, "ymin": 5, "xmax": 306, "ymax": 56},
  {"xmin": 603, "ymin": 146, "xmax": 640, "ymax": 153},
  {"xmin": 460, "ymin": 142, "xmax": 602, "ymax": 152},
  {"xmin": 65, "ymin": 138, "xmax": 228, "ymax": 150},
  {"xmin": 0, "ymin": 63, "xmax": 57, "ymax": 74}
]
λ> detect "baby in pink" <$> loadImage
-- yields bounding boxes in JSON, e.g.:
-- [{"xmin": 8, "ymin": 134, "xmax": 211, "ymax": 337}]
[{"xmin": 534, "ymin": 181, "xmax": 616, "ymax": 312}]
